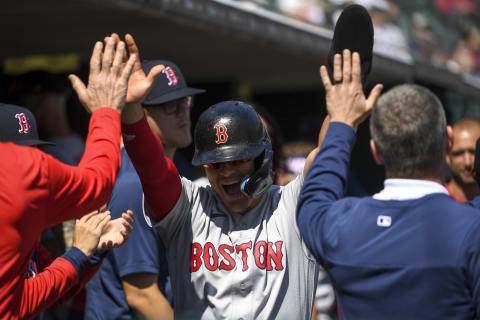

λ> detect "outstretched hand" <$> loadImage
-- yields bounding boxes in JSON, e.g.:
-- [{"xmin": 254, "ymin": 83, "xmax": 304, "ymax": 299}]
[
  {"xmin": 109, "ymin": 33, "xmax": 165, "ymax": 104},
  {"xmin": 68, "ymin": 37, "xmax": 137, "ymax": 114},
  {"xmin": 73, "ymin": 211, "xmax": 111, "ymax": 257},
  {"xmin": 97, "ymin": 209, "xmax": 134, "ymax": 251},
  {"xmin": 320, "ymin": 49, "xmax": 383, "ymax": 131}
]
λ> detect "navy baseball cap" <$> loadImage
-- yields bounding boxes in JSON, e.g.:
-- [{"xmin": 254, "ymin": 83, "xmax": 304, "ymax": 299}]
[
  {"xmin": 0, "ymin": 103, "xmax": 54, "ymax": 146},
  {"xmin": 142, "ymin": 60, "xmax": 205, "ymax": 106}
]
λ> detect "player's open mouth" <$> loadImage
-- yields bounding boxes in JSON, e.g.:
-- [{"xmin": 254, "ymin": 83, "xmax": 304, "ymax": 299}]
[{"xmin": 222, "ymin": 181, "xmax": 243, "ymax": 199}]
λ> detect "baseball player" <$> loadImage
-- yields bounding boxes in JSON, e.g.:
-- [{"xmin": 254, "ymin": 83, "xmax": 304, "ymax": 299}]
[
  {"xmin": 86, "ymin": 59, "xmax": 205, "ymax": 320},
  {"xmin": 114, "ymin": 5, "xmax": 373, "ymax": 318}
]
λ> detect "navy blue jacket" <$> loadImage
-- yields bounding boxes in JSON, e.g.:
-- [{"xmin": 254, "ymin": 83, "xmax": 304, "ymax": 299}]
[{"xmin": 297, "ymin": 122, "xmax": 480, "ymax": 320}]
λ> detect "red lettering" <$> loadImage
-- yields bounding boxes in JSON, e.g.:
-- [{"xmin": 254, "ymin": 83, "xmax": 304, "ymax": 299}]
[
  {"xmin": 254, "ymin": 241, "xmax": 268, "ymax": 269},
  {"xmin": 266, "ymin": 241, "xmax": 284, "ymax": 271},
  {"xmin": 162, "ymin": 67, "xmax": 178, "ymax": 86},
  {"xmin": 235, "ymin": 241, "xmax": 252, "ymax": 271},
  {"xmin": 219, "ymin": 244, "xmax": 235, "ymax": 270},
  {"xmin": 191, "ymin": 243, "xmax": 202, "ymax": 272},
  {"xmin": 214, "ymin": 124, "xmax": 228, "ymax": 144},
  {"xmin": 203, "ymin": 242, "xmax": 219, "ymax": 271},
  {"xmin": 15, "ymin": 113, "xmax": 30, "ymax": 133}
]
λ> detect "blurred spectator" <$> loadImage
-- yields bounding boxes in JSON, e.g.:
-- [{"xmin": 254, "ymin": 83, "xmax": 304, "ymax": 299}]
[
  {"xmin": 277, "ymin": 140, "xmax": 316, "ymax": 186},
  {"xmin": 446, "ymin": 118, "xmax": 480, "ymax": 202},
  {"xmin": 409, "ymin": 12, "xmax": 446, "ymax": 66},
  {"xmin": 367, "ymin": 0, "xmax": 412, "ymax": 63},
  {"xmin": 277, "ymin": 0, "xmax": 327, "ymax": 25},
  {"xmin": 448, "ymin": 23, "xmax": 480, "ymax": 74},
  {"xmin": 435, "ymin": 0, "xmax": 476, "ymax": 16}
]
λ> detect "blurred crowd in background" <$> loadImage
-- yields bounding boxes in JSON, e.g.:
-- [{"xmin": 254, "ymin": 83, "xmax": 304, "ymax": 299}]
[{"xmin": 235, "ymin": 0, "xmax": 480, "ymax": 75}]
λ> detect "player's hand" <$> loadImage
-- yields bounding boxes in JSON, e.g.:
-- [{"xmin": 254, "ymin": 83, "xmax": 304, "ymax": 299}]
[
  {"xmin": 97, "ymin": 209, "xmax": 134, "ymax": 251},
  {"xmin": 319, "ymin": 49, "xmax": 383, "ymax": 131},
  {"xmin": 68, "ymin": 37, "xmax": 137, "ymax": 114},
  {"xmin": 72, "ymin": 211, "xmax": 111, "ymax": 257},
  {"xmin": 108, "ymin": 33, "xmax": 165, "ymax": 104}
]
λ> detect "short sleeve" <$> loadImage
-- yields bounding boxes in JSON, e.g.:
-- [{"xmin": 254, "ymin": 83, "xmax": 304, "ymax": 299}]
[{"xmin": 108, "ymin": 172, "xmax": 166, "ymax": 277}]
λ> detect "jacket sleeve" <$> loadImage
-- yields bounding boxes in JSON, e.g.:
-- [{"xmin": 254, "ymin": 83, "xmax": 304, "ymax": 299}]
[
  {"xmin": 122, "ymin": 113, "xmax": 182, "ymax": 220},
  {"xmin": 20, "ymin": 247, "xmax": 89, "ymax": 319},
  {"xmin": 43, "ymin": 108, "xmax": 122, "ymax": 227},
  {"xmin": 296, "ymin": 122, "xmax": 357, "ymax": 261}
]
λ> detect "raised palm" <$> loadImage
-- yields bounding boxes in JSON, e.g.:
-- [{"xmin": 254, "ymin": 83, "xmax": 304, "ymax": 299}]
[
  {"xmin": 111, "ymin": 33, "xmax": 165, "ymax": 104},
  {"xmin": 98, "ymin": 210, "xmax": 134, "ymax": 250}
]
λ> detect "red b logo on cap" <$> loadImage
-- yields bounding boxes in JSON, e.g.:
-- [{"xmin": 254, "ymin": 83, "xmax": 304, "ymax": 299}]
[
  {"xmin": 214, "ymin": 124, "xmax": 228, "ymax": 144},
  {"xmin": 162, "ymin": 67, "xmax": 178, "ymax": 86},
  {"xmin": 15, "ymin": 113, "xmax": 30, "ymax": 134}
]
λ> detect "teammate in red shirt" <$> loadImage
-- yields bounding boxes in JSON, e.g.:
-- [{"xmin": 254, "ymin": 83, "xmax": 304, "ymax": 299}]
[{"xmin": 0, "ymin": 36, "xmax": 138, "ymax": 319}]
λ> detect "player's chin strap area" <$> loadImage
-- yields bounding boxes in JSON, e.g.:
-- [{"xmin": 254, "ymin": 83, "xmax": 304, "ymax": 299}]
[
  {"xmin": 474, "ymin": 137, "xmax": 480, "ymax": 187},
  {"xmin": 241, "ymin": 147, "xmax": 274, "ymax": 199}
]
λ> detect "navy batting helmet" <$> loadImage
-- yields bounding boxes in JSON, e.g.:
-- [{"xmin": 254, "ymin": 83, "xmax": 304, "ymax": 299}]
[{"xmin": 192, "ymin": 101, "xmax": 274, "ymax": 198}]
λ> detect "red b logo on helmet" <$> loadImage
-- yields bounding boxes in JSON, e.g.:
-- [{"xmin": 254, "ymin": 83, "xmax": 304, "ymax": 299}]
[
  {"xmin": 15, "ymin": 113, "xmax": 30, "ymax": 134},
  {"xmin": 214, "ymin": 124, "xmax": 228, "ymax": 144}
]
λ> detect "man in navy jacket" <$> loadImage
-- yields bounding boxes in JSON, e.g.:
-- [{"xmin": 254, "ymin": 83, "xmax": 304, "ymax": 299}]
[{"xmin": 297, "ymin": 49, "xmax": 480, "ymax": 319}]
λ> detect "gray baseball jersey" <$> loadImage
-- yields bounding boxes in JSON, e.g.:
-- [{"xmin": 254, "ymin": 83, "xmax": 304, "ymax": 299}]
[{"xmin": 144, "ymin": 174, "xmax": 319, "ymax": 319}]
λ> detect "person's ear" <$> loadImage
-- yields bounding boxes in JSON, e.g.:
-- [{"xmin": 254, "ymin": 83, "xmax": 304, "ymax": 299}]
[
  {"xmin": 445, "ymin": 126, "xmax": 453, "ymax": 166},
  {"xmin": 370, "ymin": 139, "xmax": 383, "ymax": 165}
]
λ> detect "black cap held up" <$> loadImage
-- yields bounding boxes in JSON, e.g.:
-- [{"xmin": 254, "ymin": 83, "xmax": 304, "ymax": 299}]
[
  {"xmin": 0, "ymin": 103, "xmax": 53, "ymax": 146},
  {"xmin": 142, "ymin": 60, "xmax": 205, "ymax": 106},
  {"xmin": 327, "ymin": 4, "xmax": 374, "ymax": 86}
]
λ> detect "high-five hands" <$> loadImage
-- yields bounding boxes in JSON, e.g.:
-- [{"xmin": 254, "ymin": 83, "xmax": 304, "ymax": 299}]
[
  {"xmin": 68, "ymin": 37, "xmax": 137, "ymax": 114},
  {"xmin": 72, "ymin": 209, "xmax": 134, "ymax": 257},
  {"xmin": 108, "ymin": 33, "xmax": 165, "ymax": 105},
  {"xmin": 98, "ymin": 209, "xmax": 134, "ymax": 251},
  {"xmin": 320, "ymin": 49, "xmax": 383, "ymax": 132}
]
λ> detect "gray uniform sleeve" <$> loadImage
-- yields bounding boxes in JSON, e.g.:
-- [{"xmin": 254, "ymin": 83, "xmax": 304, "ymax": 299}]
[{"xmin": 143, "ymin": 178, "xmax": 206, "ymax": 243}]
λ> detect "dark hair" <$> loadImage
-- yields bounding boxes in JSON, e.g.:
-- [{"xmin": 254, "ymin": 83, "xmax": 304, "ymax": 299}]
[{"xmin": 370, "ymin": 84, "xmax": 446, "ymax": 178}]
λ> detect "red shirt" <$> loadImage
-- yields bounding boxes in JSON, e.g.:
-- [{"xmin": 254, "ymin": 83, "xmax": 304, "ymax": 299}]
[{"xmin": 0, "ymin": 108, "xmax": 121, "ymax": 319}]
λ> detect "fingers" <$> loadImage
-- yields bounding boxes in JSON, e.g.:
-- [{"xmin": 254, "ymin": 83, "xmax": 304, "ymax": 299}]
[
  {"xmin": 79, "ymin": 210, "xmax": 99, "ymax": 222},
  {"xmin": 342, "ymin": 49, "xmax": 352, "ymax": 83},
  {"xmin": 68, "ymin": 74, "xmax": 87, "ymax": 108},
  {"xmin": 122, "ymin": 210, "xmax": 134, "ymax": 225},
  {"xmin": 120, "ymin": 54, "xmax": 137, "ymax": 83},
  {"xmin": 125, "ymin": 33, "xmax": 142, "ymax": 71},
  {"xmin": 102, "ymin": 37, "xmax": 116, "ymax": 73},
  {"xmin": 89, "ymin": 41, "xmax": 103, "ymax": 77},
  {"xmin": 95, "ymin": 212, "xmax": 111, "ymax": 232},
  {"xmin": 146, "ymin": 64, "xmax": 165, "ymax": 83},
  {"xmin": 111, "ymin": 33, "xmax": 128, "ymax": 62},
  {"xmin": 319, "ymin": 66, "xmax": 332, "ymax": 91},
  {"xmin": 352, "ymin": 52, "xmax": 361, "ymax": 84},
  {"xmin": 111, "ymin": 41, "xmax": 126, "ymax": 76},
  {"xmin": 333, "ymin": 53, "xmax": 342, "ymax": 83},
  {"xmin": 366, "ymin": 84, "xmax": 384, "ymax": 109}
]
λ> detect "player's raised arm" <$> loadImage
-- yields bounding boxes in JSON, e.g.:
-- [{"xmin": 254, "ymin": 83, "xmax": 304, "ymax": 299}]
[
  {"xmin": 118, "ymin": 33, "xmax": 182, "ymax": 220},
  {"xmin": 297, "ymin": 50, "xmax": 382, "ymax": 259},
  {"xmin": 46, "ymin": 37, "xmax": 137, "ymax": 223}
]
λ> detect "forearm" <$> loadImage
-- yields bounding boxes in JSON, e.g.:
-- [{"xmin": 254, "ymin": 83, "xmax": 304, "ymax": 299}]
[
  {"xmin": 20, "ymin": 248, "xmax": 89, "ymax": 319},
  {"xmin": 47, "ymin": 108, "xmax": 121, "ymax": 224},
  {"xmin": 304, "ymin": 115, "xmax": 331, "ymax": 178},
  {"xmin": 122, "ymin": 112, "xmax": 181, "ymax": 219},
  {"xmin": 297, "ymin": 123, "xmax": 356, "ymax": 255},
  {"xmin": 50, "ymin": 250, "xmax": 105, "ymax": 308},
  {"xmin": 129, "ymin": 290, "xmax": 173, "ymax": 320},
  {"xmin": 123, "ymin": 274, "xmax": 173, "ymax": 320}
]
